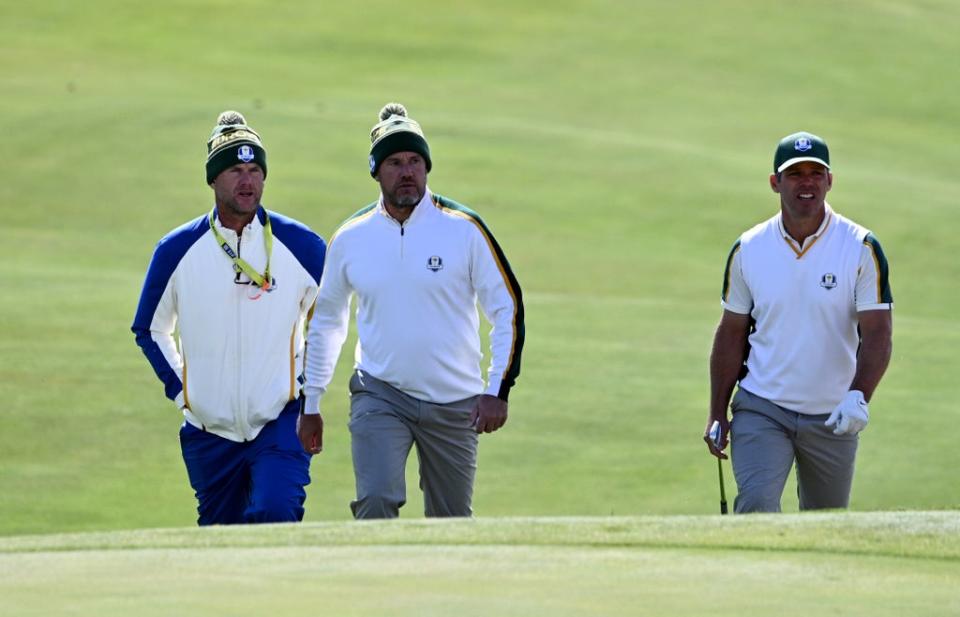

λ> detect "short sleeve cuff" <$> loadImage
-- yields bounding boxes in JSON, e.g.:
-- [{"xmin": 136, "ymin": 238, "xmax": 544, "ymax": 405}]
[
  {"xmin": 856, "ymin": 302, "xmax": 893, "ymax": 312},
  {"xmin": 721, "ymin": 300, "xmax": 752, "ymax": 315}
]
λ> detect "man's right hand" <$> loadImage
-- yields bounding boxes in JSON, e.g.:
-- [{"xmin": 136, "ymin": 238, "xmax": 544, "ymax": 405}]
[
  {"xmin": 703, "ymin": 417, "xmax": 729, "ymax": 460},
  {"xmin": 297, "ymin": 412, "xmax": 324, "ymax": 454}
]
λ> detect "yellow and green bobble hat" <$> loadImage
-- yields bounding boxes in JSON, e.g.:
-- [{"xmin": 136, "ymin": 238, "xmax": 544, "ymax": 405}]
[
  {"xmin": 205, "ymin": 110, "xmax": 268, "ymax": 184},
  {"xmin": 368, "ymin": 103, "xmax": 432, "ymax": 177}
]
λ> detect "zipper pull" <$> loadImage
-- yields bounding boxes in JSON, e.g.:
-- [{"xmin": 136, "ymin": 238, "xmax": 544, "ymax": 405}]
[{"xmin": 235, "ymin": 233, "xmax": 243, "ymax": 281}]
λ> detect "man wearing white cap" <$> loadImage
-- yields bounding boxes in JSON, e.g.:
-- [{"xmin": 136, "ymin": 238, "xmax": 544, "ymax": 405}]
[{"xmin": 703, "ymin": 131, "xmax": 893, "ymax": 512}]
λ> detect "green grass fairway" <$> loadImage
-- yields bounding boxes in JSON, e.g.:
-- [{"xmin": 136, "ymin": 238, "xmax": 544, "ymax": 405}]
[
  {"xmin": 2, "ymin": 512, "xmax": 958, "ymax": 616},
  {"xmin": 1, "ymin": 0, "xmax": 959, "ymax": 535}
]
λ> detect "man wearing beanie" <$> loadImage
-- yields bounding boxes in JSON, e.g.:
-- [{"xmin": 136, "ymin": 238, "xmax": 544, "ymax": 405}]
[
  {"xmin": 704, "ymin": 131, "xmax": 893, "ymax": 512},
  {"xmin": 300, "ymin": 103, "xmax": 525, "ymax": 519},
  {"xmin": 132, "ymin": 111, "xmax": 327, "ymax": 525}
]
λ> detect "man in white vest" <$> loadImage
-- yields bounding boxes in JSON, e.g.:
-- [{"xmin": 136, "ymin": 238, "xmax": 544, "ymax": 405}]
[{"xmin": 704, "ymin": 131, "xmax": 893, "ymax": 512}]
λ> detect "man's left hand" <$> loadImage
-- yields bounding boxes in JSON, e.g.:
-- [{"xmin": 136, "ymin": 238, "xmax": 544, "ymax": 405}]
[
  {"xmin": 825, "ymin": 390, "xmax": 869, "ymax": 435},
  {"xmin": 469, "ymin": 394, "xmax": 508, "ymax": 434}
]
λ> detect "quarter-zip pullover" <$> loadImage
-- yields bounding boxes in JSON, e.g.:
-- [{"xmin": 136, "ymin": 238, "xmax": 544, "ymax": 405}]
[
  {"xmin": 304, "ymin": 190, "xmax": 524, "ymax": 412},
  {"xmin": 133, "ymin": 206, "xmax": 326, "ymax": 442}
]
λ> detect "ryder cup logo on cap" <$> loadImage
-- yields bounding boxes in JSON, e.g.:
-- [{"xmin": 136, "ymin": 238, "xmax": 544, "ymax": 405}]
[
  {"xmin": 368, "ymin": 102, "xmax": 432, "ymax": 178},
  {"xmin": 205, "ymin": 111, "xmax": 268, "ymax": 184},
  {"xmin": 774, "ymin": 131, "xmax": 830, "ymax": 173}
]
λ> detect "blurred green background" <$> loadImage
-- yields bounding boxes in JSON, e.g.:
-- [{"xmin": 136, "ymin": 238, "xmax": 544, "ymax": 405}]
[{"xmin": 1, "ymin": 0, "xmax": 957, "ymax": 535}]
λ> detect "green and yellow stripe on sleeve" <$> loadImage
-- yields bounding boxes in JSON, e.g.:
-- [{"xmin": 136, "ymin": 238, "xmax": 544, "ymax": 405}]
[
  {"xmin": 433, "ymin": 194, "xmax": 525, "ymax": 400},
  {"xmin": 863, "ymin": 233, "xmax": 893, "ymax": 304},
  {"xmin": 721, "ymin": 239, "xmax": 742, "ymax": 302}
]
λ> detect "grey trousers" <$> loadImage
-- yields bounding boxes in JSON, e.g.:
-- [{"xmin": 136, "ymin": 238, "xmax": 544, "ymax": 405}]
[
  {"xmin": 348, "ymin": 370, "xmax": 479, "ymax": 519},
  {"xmin": 730, "ymin": 388, "xmax": 859, "ymax": 513}
]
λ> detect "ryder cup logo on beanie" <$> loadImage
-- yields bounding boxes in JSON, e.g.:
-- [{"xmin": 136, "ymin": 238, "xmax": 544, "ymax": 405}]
[
  {"xmin": 237, "ymin": 145, "xmax": 256, "ymax": 163},
  {"xmin": 773, "ymin": 131, "xmax": 830, "ymax": 173},
  {"xmin": 205, "ymin": 110, "xmax": 268, "ymax": 184},
  {"xmin": 368, "ymin": 102, "xmax": 432, "ymax": 177}
]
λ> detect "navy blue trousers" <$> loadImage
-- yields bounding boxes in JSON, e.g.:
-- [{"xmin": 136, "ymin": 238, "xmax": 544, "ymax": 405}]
[{"xmin": 179, "ymin": 400, "xmax": 311, "ymax": 525}]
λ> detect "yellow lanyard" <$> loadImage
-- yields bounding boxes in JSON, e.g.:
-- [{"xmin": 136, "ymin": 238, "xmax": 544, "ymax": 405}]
[{"xmin": 208, "ymin": 207, "xmax": 273, "ymax": 291}]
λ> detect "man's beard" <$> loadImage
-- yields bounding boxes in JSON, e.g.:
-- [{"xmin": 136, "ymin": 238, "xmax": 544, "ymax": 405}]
[{"xmin": 389, "ymin": 187, "xmax": 423, "ymax": 209}]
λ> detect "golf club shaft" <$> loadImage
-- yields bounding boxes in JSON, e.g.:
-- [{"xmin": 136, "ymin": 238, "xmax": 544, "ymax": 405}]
[{"xmin": 717, "ymin": 458, "xmax": 728, "ymax": 515}]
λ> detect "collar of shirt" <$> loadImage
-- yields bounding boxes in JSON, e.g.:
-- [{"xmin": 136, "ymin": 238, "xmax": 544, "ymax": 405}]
[
  {"xmin": 777, "ymin": 202, "xmax": 834, "ymax": 256},
  {"xmin": 212, "ymin": 205, "xmax": 264, "ymax": 239},
  {"xmin": 377, "ymin": 187, "xmax": 433, "ymax": 227}
]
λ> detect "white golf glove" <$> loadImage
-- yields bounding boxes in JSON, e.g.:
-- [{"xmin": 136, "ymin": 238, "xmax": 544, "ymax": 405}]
[{"xmin": 825, "ymin": 390, "xmax": 869, "ymax": 435}]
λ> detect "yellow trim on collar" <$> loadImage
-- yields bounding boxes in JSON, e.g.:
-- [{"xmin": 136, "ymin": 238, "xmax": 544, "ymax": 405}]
[{"xmin": 782, "ymin": 212, "xmax": 832, "ymax": 259}]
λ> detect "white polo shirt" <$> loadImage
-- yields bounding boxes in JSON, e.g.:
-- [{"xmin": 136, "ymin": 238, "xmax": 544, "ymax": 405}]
[{"xmin": 721, "ymin": 204, "xmax": 893, "ymax": 414}]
